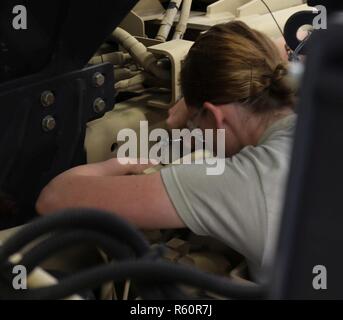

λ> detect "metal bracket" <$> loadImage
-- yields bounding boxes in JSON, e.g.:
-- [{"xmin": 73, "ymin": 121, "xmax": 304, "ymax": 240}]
[{"xmin": 0, "ymin": 63, "xmax": 115, "ymax": 228}]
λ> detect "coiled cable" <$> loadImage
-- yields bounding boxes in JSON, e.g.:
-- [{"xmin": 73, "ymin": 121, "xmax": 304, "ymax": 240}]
[{"xmin": 0, "ymin": 209, "xmax": 266, "ymax": 300}]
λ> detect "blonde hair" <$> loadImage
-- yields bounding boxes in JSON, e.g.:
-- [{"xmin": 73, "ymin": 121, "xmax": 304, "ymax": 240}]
[{"xmin": 181, "ymin": 21, "xmax": 294, "ymax": 113}]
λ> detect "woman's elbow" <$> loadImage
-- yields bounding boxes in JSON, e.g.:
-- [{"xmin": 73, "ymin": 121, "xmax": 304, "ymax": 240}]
[{"xmin": 36, "ymin": 180, "xmax": 66, "ymax": 215}]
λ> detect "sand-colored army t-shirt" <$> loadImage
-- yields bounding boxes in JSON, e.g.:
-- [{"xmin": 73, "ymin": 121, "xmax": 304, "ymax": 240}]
[{"xmin": 161, "ymin": 114, "xmax": 296, "ymax": 274}]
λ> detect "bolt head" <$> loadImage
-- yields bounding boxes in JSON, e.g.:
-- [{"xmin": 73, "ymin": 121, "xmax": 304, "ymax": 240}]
[
  {"xmin": 41, "ymin": 91, "xmax": 55, "ymax": 107},
  {"xmin": 42, "ymin": 116, "xmax": 56, "ymax": 132},
  {"xmin": 93, "ymin": 72, "xmax": 105, "ymax": 87},
  {"xmin": 93, "ymin": 98, "xmax": 106, "ymax": 114}
]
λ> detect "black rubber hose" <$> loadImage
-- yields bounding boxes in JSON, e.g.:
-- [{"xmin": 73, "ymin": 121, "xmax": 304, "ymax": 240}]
[
  {"xmin": 17, "ymin": 229, "xmax": 168, "ymax": 300},
  {"xmin": 19, "ymin": 229, "xmax": 133, "ymax": 273},
  {"xmin": 0, "ymin": 209, "xmax": 264, "ymax": 300},
  {"xmin": 0, "ymin": 209, "xmax": 150, "ymax": 262},
  {"xmin": 0, "ymin": 209, "xmax": 168, "ymax": 299},
  {"xmin": 0, "ymin": 261, "xmax": 265, "ymax": 300}
]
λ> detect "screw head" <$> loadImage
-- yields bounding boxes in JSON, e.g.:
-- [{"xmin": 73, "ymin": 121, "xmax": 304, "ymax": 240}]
[
  {"xmin": 93, "ymin": 98, "xmax": 106, "ymax": 114},
  {"xmin": 41, "ymin": 91, "xmax": 55, "ymax": 107},
  {"xmin": 93, "ymin": 72, "xmax": 105, "ymax": 87},
  {"xmin": 42, "ymin": 115, "xmax": 56, "ymax": 132}
]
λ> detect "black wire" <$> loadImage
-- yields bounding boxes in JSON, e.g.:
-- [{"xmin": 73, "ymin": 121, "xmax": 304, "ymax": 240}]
[
  {"xmin": 0, "ymin": 209, "xmax": 265, "ymax": 300},
  {"xmin": 0, "ymin": 210, "xmax": 179, "ymax": 300},
  {"xmin": 0, "ymin": 209, "xmax": 171, "ymax": 300},
  {"xmin": 0, "ymin": 261, "xmax": 265, "ymax": 300},
  {"xmin": 0, "ymin": 209, "xmax": 149, "ymax": 262},
  {"xmin": 17, "ymin": 229, "xmax": 168, "ymax": 300},
  {"xmin": 291, "ymin": 31, "xmax": 312, "ymax": 61},
  {"xmin": 260, "ymin": 0, "xmax": 285, "ymax": 38},
  {"xmin": 19, "ymin": 229, "xmax": 132, "ymax": 273}
]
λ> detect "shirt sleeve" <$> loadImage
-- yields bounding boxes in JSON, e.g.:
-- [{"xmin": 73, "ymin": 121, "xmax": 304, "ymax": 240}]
[{"xmin": 160, "ymin": 150, "xmax": 268, "ymax": 266}]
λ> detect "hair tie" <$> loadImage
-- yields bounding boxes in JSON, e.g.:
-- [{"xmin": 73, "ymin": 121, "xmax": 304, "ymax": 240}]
[{"xmin": 272, "ymin": 64, "xmax": 287, "ymax": 83}]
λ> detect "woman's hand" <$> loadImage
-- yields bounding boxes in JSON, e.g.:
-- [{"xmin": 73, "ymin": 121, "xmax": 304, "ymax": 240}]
[
  {"xmin": 56, "ymin": 158, "xmax": 158, "ymax": 178},
  {"xmin": 166, "ymin": 98, "xmax": 190, "ymax": 129},
  {"xmin": 120, "ymin": 158, "xmax": 159, "ymax": 176}
]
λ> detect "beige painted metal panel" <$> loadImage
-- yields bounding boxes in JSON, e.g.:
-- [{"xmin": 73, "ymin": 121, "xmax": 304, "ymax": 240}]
[
  {"xmin": 237, "ymin": 0, "xmax": 304, "ymax": 17},
  {"xmin": 147, "ymin": 39, "xmax": 194, "ymax": 108},
  {"xmin": 85, "ymin": 95, "xmax": 168, "ymax": 164}
]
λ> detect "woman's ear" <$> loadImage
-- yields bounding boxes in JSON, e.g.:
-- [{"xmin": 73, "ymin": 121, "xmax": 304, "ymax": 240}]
[{"xmin": 203, "ymin": 102, "xmax": 226, "ymax": 129}]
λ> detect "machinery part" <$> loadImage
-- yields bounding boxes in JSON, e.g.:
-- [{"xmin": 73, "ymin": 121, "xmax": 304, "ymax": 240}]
[
  {"xmin": 92, "ymin": 72, "xmax": 105, "ymax": 88},
  {"xmin": 0, "ymin": 0, "xmax": 139, "ymax": 229},
  {"xmin": 111, "ymin": 27, "xmax": 170, "ymax": 81},
  {"xmin": 0, "ymin": 209, "xmax": 265, "ymax": 300},
  {"xmin": 173, "ymin": 0, "xmax": 193, "ymax": 40},
  {"xmin": 85, "ymin": 94, "xmax": 169, "ymax": 164},
  {"xmin": 284, "ymin": 10, "xmax": 317, "ymax": 53},
  {"xmin": 20, "ymin": 230, "xmax": 131, "ymax": 273},
  {"xmin": 114, "ymin": 67, "xmax": 141, "ymax": 82},
  {"xmin": 114, "ymin": 73, "xmax": 146, "ymax": 92},
  {"xmin": 0, "ymin": 63, "xmax": 115, "ymax": 229},
  {"xmin": 307, "ymin": 0, "xmax": 343, "ymax": 14},
  {"xmin": 40, "ymin": 91, "xmax": 55, "ymax": 107},
  {"xmin": 42, "ymin": 116, "xmax": 57, "ymax": 132},
  {"xmin": 93, "ymin": 98, "xmax": 107, "ymax": 114},
  {"xmin": 287, "ymin": 60, "xmax": 305, "ymax": 91},
  {"xmin": 156, "ymin": 0, "xmax": 183, "ymax": 42},
  {"xmin": 0, "ymin": 261, "xmax": 264, "ymax": 300},
  {"xmin": 284, "ymin": 0, "xmax": 343, "ymax": 55},
  {"xmin": 7, "ymin": 251, "xmax": 82, "ymax": 300},
  {"xmin": 89, "ymin": 52, "xmax": 132, "ymax": 66},
  {"xmin": 0, "ymin": 0, "xmax": 139, "ymax": 83},
  {"xmin": 270, "ymin": 14, "xmax": 343, "ymax": 299},
  {"xmin": 146, "ymin": 39, "xmax": 193, "ymax": 108}
]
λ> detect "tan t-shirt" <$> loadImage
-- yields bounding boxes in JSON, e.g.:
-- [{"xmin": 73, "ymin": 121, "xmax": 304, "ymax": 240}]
[{"xmin": 161, "ymin": 114, "xmax": 296, "ymax": 273}]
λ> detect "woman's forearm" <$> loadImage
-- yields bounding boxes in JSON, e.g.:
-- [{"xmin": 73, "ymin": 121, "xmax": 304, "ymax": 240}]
[
  {"xmin": 68, "ymin": 158, "xmax": 159, "ymax": 177},
  {"xmin": 64, "ymin": 158, "xmax": 131, "ymax": 177}
]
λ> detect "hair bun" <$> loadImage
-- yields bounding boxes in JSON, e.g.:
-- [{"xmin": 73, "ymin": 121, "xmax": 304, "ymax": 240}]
[{"xmin": 272, "ymin": 63, "xmax": 287, "ymax": 83}]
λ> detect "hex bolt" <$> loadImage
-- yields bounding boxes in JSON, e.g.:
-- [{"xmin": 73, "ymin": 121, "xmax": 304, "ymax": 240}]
[
  {"xmin": 93, "ymin": 98, "xmax": 106, "ymax": 114},
  {"xmin": 42, "ymin": 115, "xmax": 56, "ymax": 132},
  {"xmin": 41, "ymin": 91, "xmax": 55, "ymax": 107},
  {"xmin": 93, "ymin": 72, "xmax": 105, "ymax": 88}
]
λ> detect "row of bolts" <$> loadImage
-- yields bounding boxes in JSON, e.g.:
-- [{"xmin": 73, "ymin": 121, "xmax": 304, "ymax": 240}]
[{"xmin": 41, "ymin": 72, "xmax": 107, "ymax": 132}]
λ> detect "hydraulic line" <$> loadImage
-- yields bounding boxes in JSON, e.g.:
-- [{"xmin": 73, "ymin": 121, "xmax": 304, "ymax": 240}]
[
  {"xmin": 0, "ymin": 209, "xmax": 149, "ymax": 262},
  {"xmin": 115, "ymin": 73, "xmax": 146, "ymax": 92},
  {"xmin": 173, "ymin": 0, "xmax": 192, "ymax": 40},
  {"xmin": 114, "ymin": 68, "xmax": 140, "ymax": 82},
  {"xmin": 19, "ymin": 229, "xmax": 132, "ymax": 273},
  {"xmin": 156, "ymin": 0, "xmax": 183, "ymax": 42},
  {"xmin": 0, "ymin": 209, "xmax": 266, "ymax": 300},
  {"xmin": 111, "ymin": 28, "xmax": 170, "ymax": 81},
  {"xmin": 89, "ymin": 52, "xmax": 132, "ymax": 66},
  {"xmin": 0, "ymin": 261, "xmax": 264, "ymax": 300},
  {"xmin": 17, "ymin": 229, "xmax": 166, "ymax": 300}
]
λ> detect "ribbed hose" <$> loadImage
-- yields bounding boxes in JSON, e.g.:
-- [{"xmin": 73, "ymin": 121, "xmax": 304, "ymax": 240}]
[
  {"xmin": 173, "ymin": 0, "xmax": 192, "ymax": 40},
  {"xmin": 111, "ymin": 28, "xmax": 170, "ymax": 81},
  {"xmin": 115, "ymin": 73, "xmax": 146, "ymax": 92},
  {"xmin": 114, "ymin": 68, "xmax": 140, "ymax": 82},
  {"xmin": 156, "ymin": 0, "xmax": 183, "ymax": 42},
  {"xmin": 89, "ymin": 52, "xmax": 132, "ymax": 66}
]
